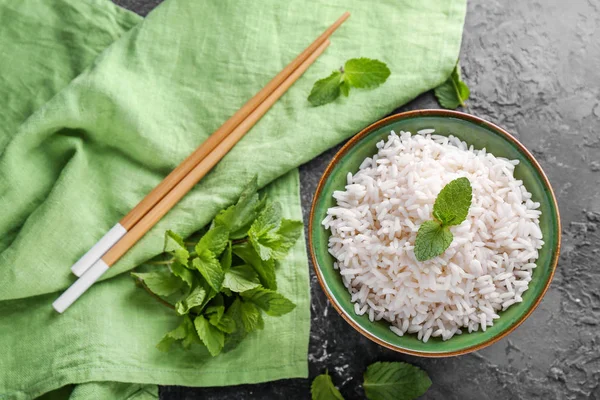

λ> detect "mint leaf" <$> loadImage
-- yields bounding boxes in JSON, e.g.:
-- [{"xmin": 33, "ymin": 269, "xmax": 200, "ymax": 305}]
[
  {"xmin": 223, "ymin": 298, "xmax": 247, "ymax": 352},
  {"xmin": 192, "ymin": 249, "xmax": 224, "ymax": 292},
  {"xmin": 156, "ymin": 319, "xmax": 187, "ymax": 352},
  {"xmin": 340, "ymin": 80, "xmax": 351, "ymax": 97},
  {"xmin": 197, "ymin": 277, "xmax": 218, "ymax": 310},
  {"xmin": 248, "ymin": 202, "xmax": 302, "ymax": 261},
  {"xmin": 213, "ymin": 314, "xmax": 236, "ymax": 334},
  {"xmin": 164, "ymin": 230, "xmax": 189, "ymax": 265},
  {"xmin": 270, "ymin": 219, "xmax": 303, "ymax": 260},
  {"xmin": 220, "ymin": 241, "xmax": 232, "ymax": 271},
  {"xmin": 240, "ymin": 301, "xmax": 264, "ymax": 332},
  {"xmin": 249, "ymin": 217, "xmax": 302, "ymax": 262},
  {"xmin": 248, "ymin": 235, "xmax": 277, "ymax": 261},
  {"xmin": 250, "ymin": 201, "xmax": 282, "ymax": 238},
  {"xmin": 233, "ymin": 242, "xmax": 277, "ymax": 290},
  {"xmin": 241, "ymin": 286, "xmax": 296, "ymax": 316},
  {"xmin": 434, "ymin": 64, "xmax": 470, "ymax": 109},
  {"xmin": 194, "ymin": 315, "xmax": 225, "ymax": 356},
  {"xmin": 175, "ymin": 285, "xmax": 207, "ymax": 315},
  {"xmin": 308, "ymin": 58, "xmax": 390, "ymax": 107},
  {"xmin": 207, "ymin": 298, "xmax": 236, "ymax": 334},
  {"xmin": 131, "ymin": 270, "xmax": 185, "ymax": 297},
  {"xmin": 344, "ymin": 58, "xmax": 390, "ymax": 89},
  {"xmin": 170, "ymin": 261, "xmax": 194, "ymax": 288},
  {"xmin": 196, "ymin": 225, "xmax": 229, "ymax": 257},
  {"xmin": 156, "ymin": 316, "xmax": 199, "ymax": 351},
  {"xmin": 433, "ymin": 177, "xmax": 472, "ymax": 226},
  {"xmin": 308, "ymin": 71, "xmax": 342, "ymax": 106},
  {"xmin": 312, "ymin": 371, "xmax": 344, "ymax": 400},
  {"xmin": 414, "ymin": 220, "xmax": 453, "ymax": 262},
  {"xmin": 363, "ymin": 362, "xmax": 432, "ymax": 400},
  {"xmin": 205, "ymin": 293, "xmax": 225, "ymax": 323},
  {"xmin": 214, "ymin": 177, "xmax": 262, "ymax": 239},
  {"xmin": 414, "ymin": 178, "xmax": 471, "ymax": 261},
  {"xmin": 222, "ymin": 265, "xmax": 261, "ymax": 292}
]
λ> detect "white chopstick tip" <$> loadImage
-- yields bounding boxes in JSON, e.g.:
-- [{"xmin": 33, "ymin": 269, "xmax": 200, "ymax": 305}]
[
  {"xmin": 53, "ymin": 260, "xmax": 110, "ymax": 313},
  {"xmin": 71, "ymin": 223, "xmax": 127, "ymax": 277}
]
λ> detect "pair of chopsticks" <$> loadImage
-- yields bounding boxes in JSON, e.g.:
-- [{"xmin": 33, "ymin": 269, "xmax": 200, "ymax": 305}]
[{"xmin": 53, "ymin": 12, "xmax": 350, "ymax": 313}]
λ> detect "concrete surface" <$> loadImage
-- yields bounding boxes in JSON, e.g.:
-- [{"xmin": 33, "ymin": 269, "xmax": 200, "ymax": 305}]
[{"xmin": 114, "ymin": 0, "xmax": 600, "ymax": 398}]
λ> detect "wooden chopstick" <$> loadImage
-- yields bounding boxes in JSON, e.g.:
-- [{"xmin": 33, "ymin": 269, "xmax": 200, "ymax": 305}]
[
  {"xmin": 53, "ymin": 38, "xmax": 331, "ymax": 313},
  {"xmin": 69, "ymin": 11, "xmax": 350, "ymax": 277}
]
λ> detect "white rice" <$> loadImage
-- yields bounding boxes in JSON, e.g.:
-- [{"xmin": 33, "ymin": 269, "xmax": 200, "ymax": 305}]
[{"xmin": 322, "ymin": 130, "xmax": 544, "ymax": 342}]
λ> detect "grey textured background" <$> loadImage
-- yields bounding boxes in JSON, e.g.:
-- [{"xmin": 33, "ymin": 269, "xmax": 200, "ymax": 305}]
[{"xmin": 114, "ymin": 0, "xmax": 600, "ymax": 398}]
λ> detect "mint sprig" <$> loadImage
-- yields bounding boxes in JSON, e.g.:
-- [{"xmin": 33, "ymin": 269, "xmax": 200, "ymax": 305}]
[
  {"xmin": 433, "ymin": 64, "xmax": 470, "ymax": 109},
  {"xmin": 311, "ymin": 361, "xmax": 431, "ymax": 400},
  {"xmin": 308, "ymin": 58, "xmax": 391, "ymax": 106},
  {"xmin": 131, "ymin": 178, "xmax": 302, "ymax": 357},
  {"xmin": 311, "ymin": 370, "xmax": 344, "ymax": 400},
  {"xmin": 414, "ymin": 177, "xmax": 472, "ymax": 262},
  {"xmin": 363, "ymin": 362, "xmax": 432, "ymax": 400}
]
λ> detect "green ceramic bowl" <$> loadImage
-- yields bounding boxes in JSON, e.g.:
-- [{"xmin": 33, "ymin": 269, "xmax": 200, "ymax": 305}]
[{"xmin": 309, "ymin": 110, "xmax": 561, "ymax": 357}]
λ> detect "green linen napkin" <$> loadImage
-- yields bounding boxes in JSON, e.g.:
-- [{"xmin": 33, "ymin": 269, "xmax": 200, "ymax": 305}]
[{"xmin": 0, "ymin": 0, "xmax": 466, "ymax": 398}]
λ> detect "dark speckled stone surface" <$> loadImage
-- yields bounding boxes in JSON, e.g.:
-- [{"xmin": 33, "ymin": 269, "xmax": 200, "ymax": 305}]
[{"xmin": 113, "ymin": 0, "xmax": 600, "ymax": 398}]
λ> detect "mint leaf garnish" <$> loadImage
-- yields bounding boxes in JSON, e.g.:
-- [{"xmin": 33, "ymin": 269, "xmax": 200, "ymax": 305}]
[
  {"xmin": 434, "ymin": 64, "xmax": 470, "ymax": 109},
  {"xmin": 363, "ymin": 361, "xmax": 432, "ymax": 400},
  {"xmin": 433, "ymin": 177, "xmax": 472, "ymax": 226},
  {"xmin": 308, "ymin": 58, "xmax": 390, "ymax": 106},
  {"xmin": 414, "ymin": 178, "xmax": 472, "ymax": 261},
  {"xmin": 311, "ymin": 370, "xmax": 345, "ymax": 400},
  {"xmin": 131, "ymin": 270, "xmax": 185, "ymax": 297},
  {"xmin": 194, "ymin": 315, "xmax": 225, "ymax": 356},
  {"xmin": 241, "ymin": 286, "xmax": 296, "ymax": 316},
  {"xmin": 344, "ymin": 58, "xmax": 391, "ymax": 89},
  {"xmin": 414, "ymin": 220, "xmax": 452, "ymax": 262}
]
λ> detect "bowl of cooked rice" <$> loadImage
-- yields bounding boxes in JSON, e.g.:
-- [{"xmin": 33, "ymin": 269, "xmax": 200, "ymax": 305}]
[{"xmin": 309, "ymin": 109, "xmax": 561, "ymax": 357}]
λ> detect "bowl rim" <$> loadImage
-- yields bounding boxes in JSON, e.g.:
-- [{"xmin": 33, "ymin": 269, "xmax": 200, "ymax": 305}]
[{"xmin": 308, "ymin": 109, "xmax": 561, "ymax": 357}]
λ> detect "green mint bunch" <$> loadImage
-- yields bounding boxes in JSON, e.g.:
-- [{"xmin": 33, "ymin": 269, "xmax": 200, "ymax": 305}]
[
  {"xmin": 308, "ymin": 58, "xmax": 391, "ymax": 106},
  {"xmin": 311, "ymin": 362, "xmax": 432, "ymax": 400},
  {"xmin": 414, "ymin": 177, "xmax": 472, "ymax": 262},
  {"xmin": 131, "ymin": 177, "xmax": 303, "ymax": 356}
]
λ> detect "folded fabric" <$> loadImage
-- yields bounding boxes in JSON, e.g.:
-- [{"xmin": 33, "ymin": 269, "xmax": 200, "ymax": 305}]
[{"xmin": 0, "ymin": 0, "xmax": 466, "ymax": 398}]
